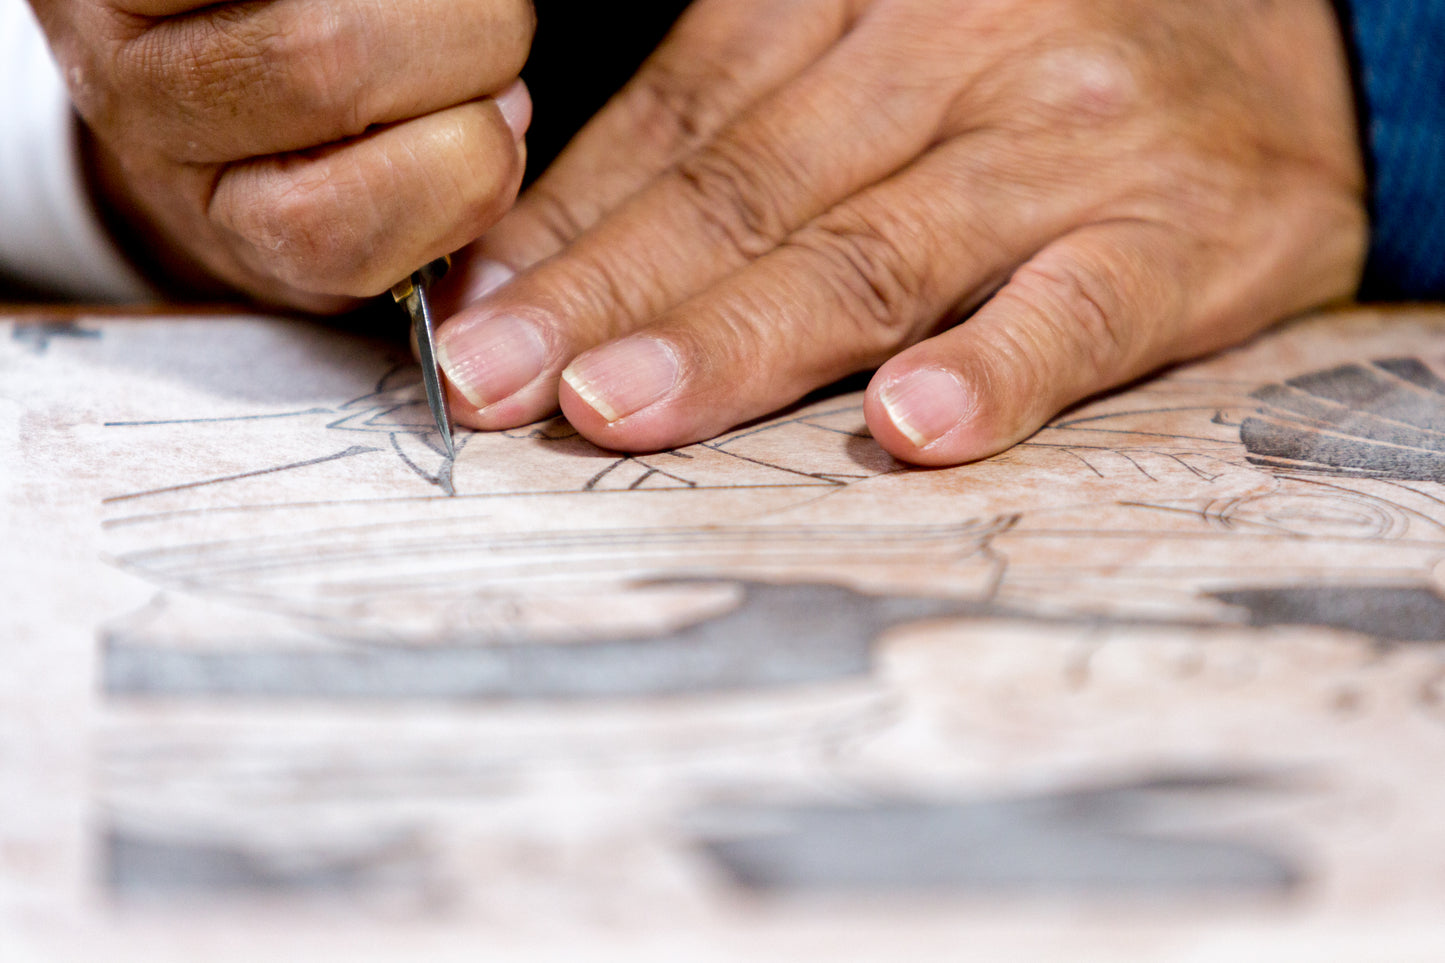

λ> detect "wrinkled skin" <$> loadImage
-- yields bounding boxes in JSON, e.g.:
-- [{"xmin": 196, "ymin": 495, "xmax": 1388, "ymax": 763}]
[
  {"xmin": 435, "ymin": 0, "xmax": 1367, "ymax": 466},
  {"xmin": 29, "ymin": 0, "xmax": 535, "ymax": 311}
]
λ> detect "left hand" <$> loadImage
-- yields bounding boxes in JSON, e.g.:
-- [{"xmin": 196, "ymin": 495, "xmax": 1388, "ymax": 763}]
[{"xmin": 433, "ymin": 0, "xmax": 1367, "ymax": 465}]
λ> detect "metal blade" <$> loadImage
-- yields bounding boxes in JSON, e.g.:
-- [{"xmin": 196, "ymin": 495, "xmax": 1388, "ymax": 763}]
[{"xmin": 402, "ymin": 272, "xmax": 455, "ymax": 460}]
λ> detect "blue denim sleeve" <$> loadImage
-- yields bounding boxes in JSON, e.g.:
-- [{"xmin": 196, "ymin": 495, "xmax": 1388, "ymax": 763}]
[{"xmin": 1334, "ymin": 0, "xmax": 1445, "ymax": 299}]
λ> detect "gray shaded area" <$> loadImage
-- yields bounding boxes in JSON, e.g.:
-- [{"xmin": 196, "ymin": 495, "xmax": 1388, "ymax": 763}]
[
  {"xmin": 105, "ymin": 829, "xmax": 427, "ymax": 897},
  {"xmin": 1242, "ymin": 358, "xmax": 1445, "ymax": 480},
  {"xmin": 696, "ymin": 777, "xmax": 1299, "ymax": 896},
  {"xmin": 1212, "ymin": 584, "xmax": 1445, "ymax": 642},
  {"xmin": 103, "ymin": 581, "xmax": 971, "ymax": 700},
  {"xmin": 10, "ymin": 319, "xmax": 101, "ymax": 353}
]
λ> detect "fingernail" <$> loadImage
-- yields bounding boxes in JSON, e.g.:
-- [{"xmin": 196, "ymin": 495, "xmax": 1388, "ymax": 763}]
[
  {"xmin": 563, "ymin": 338, "xmax": 680, "ymax": 423},
  {"xmin": 879, "ymin": 367, "xmax": 972, "ymax": 448},
  {"xmin": 467, "ymin": 258, "xmax": 516, "ymax": 300},
  {"xmin": 494, "ymin": 80, "xmax": 532, "ymax": 141},
  {"xmin": 437, "ymin": 314, "xmax": 548, "ymax": 409}
]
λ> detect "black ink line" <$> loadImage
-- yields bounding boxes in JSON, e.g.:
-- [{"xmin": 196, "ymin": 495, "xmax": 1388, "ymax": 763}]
[
  {"xmin": 102, "ymin": 446, "xmax": 381, "ymax": 504},
  {"xmin": 105, "ymin": 408, "xmax": 333, "ymax": 427}
]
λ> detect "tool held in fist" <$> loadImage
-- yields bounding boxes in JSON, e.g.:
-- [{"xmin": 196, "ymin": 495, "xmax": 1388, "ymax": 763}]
[{"xmin": 392, "ymin": 255, "xmax": 454, "ymax": 459}]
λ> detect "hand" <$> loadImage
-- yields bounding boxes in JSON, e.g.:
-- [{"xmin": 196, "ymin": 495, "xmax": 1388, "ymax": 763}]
[
  {"xmin": 433, "ymin": 0, "xmax": 1366, "ymax": 465},
  {"xmin": 29, "ymin": 0, "xmax": 535, "ymax": 311}
]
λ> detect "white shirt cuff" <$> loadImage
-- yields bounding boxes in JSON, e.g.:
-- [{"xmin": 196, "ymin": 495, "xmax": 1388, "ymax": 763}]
[{"xmin": 0, "ymin": 0, "xmax": 156, "ymax": 302}]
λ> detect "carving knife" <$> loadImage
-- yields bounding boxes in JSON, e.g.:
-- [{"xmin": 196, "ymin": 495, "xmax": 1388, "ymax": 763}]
[{"xmin": 391, "ymin": 255, "xmax": 454, "ymax": 459}]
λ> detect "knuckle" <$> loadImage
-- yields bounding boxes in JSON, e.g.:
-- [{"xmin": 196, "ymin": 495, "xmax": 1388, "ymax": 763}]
[
  {"xmin": 1025, "ymin": 41, "xmax": 1143, "ymax": 126},
  {"xmin": 120, "ymin": 8, "xmax": 362, "ymax": 157},
  {"xmin": 789, "ymin": 207, "xmax": 931, "ymax": 348},
  {"xmin": 123, "ymin": 16, "xmax": 268, "ymax": 125},
  {"xmin": 544, "ymin": 233, "xmax": 668, "ymax": 337},
  {"xmin": 517, "ymin": 184, "xmax": 591, "ymax": 251},
  {"xmin": 625, "ymin": 53, "xmax": 747, "ymax": 158},
  {"xmin": 276, "ymin": 9, "xmax": 367, "ymax": 127},
  {"xmin": 213, "ymin": 166, "xmax": 365, "ymax": 295},
  {"xmin": 672, "ymin": 142, "xmax": 791, "ymax": 263}
]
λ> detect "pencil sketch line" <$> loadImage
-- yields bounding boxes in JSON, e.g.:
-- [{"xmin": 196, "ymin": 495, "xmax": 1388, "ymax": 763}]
[
  {"xmin": 697, "ymin": 443, "xmax": 848, "ymax": 485},
  {"xmin": 114, "ymin": 520, "xmax": 1006, "ymax": 569},
  {"xmin": 388, "ymin": 433, "xmax": 454, "ymax": 497},
  {"xmin": 1005, "ymin": 528, "xmax": 1445, "ymax": 546},
  {"xmin": 325, "ymin": 404, "xmax": 403, "ymax": 432},
  {"xmin": 1023, "ymin": 442, "xmax": 1224, "ymax": 455},
  {"xmin": 1033, "ymin": 429, "xmax": 1231, "ymax": 444},
  {"xmin": 1376, "ymin": 478, "xmax": 1445, "ymax": 511},
  {"xmin": 1057, "ymin": 449, "xmax": 1105, "ymax": 477},
  {"xmin": 797, "ymin": 424, "xmax": 872, "ymax": 439},
  {"xmin": 706, "ymin": 404, "xmax": 866, "ymax": 449},
  {"xmin": 628, "ymin": 459, "xmax": 697, "ymax": 490},
  {"xmin": 1115, "ymin": 452, "xmax": 1157, "ymax": 481},
  {"xmin": 1163, "ymin": 453, "xmax": 1220, "ymax": 481},
  {"xmin": 105, "ymin": 408, "xmax": 333, "ymax": 427},
  {"xmin": 101, "ymin": 446, "xmax": 382, "ymax": 504},
  {"xmin": 1053, "ymin": 406, "xmax": 1238, "ymax": 429},
  {"xmin": 342, "ymin": 363, "xmax": 409, "ymax": 407},
  {"xmin": 1116, "ymin": 501, "xmax": 1214, "ymax": 524},
  {"xmin": 1286, "ymin": 475, "xmax": 1445, "ymax": 534},
  {"xmin": 583, "ymin": 458, "xmax": 631, "ymax": 491}
]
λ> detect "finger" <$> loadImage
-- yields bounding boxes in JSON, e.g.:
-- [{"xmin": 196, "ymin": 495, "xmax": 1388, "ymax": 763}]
[
  {"xmin": 102, "ymin": 0, "xmax": 534, "ymax": 161},
  {"xmin": 477, "ymin": 0, "xmax": 853, "ymax": 271},
  {"xmin": 210, "ymin": 94, "xmax": 527, "ymax": 300},
  {"xmin": 865, "ymin": 220, "xmax": 1196, "ymax": 466},
  {"xmin": 549, "ymin": 138, "xmax": 1085, "ymax": 452},
  {"xmin": 437, "ymin": 30, "xmax": 955, "ymax": 423}
]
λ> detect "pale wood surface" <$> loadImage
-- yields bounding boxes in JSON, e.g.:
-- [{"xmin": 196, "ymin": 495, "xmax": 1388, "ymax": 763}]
[{"xmin": 4, "ymin": 306, "xmax": 1445, "ymax": 960}]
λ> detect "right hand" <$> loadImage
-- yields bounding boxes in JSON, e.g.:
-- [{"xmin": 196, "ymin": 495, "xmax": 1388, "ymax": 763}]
[{"xmin": 27, "ymin": 0, "xmax": 535, "ymax": 311}]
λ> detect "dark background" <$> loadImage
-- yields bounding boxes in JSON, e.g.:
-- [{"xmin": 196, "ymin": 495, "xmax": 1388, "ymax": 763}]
[{"xmin": 521, "ymin": 1, "xmax": 694, "ymax": 180}]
